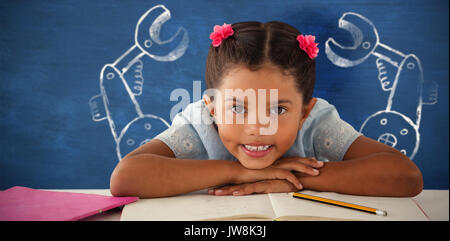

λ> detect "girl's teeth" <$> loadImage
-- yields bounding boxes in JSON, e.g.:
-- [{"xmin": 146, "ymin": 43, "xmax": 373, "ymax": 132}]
[{"xmin": 244, "ymin": 145, "xmax": 271, "ymax": 151}]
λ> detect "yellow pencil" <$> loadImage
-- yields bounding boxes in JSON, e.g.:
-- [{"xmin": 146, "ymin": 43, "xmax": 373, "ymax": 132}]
[{"xmin": 292, "ymin": 192, "xmax": 387, "ymax": 216}]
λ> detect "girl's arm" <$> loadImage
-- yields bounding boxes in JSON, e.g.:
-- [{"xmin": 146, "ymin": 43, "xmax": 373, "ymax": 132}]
[
  {"xmin": 298, "ymin": 135, "xmax": 424, "ymax": 197},
  {"xmin": 203, "ymin": 136, "xmax": 423, "ymax": 197},
  {"xmin": 110, "ymin": 139, "xmax": 235, "ymax": 198},
  {"xmin": 110, "ymin": 139, "xmax": 302, "ymax": 198}
]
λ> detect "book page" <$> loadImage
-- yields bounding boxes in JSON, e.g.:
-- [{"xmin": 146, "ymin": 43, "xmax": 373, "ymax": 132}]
[
  {"xmin": 121, "ymin": 190, "xmax": 276, "ymax": 221},
  {"xmin": 269, "ymin": 191, "xmax": 428, "ymax": 221}
]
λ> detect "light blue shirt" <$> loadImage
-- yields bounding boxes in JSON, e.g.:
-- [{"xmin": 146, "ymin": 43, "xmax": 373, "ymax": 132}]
[{"xmin": 155, "ymin": 98, "xmax": 362, "ymax": 162}]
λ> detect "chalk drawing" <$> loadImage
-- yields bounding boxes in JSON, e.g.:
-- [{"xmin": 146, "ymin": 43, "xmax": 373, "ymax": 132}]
[
  {"xmin": 325, "ymin": 12, "xmax": 438, "ymax": 160},
  {"xmin": 88, "ymin": 5, "xmax": 188, "ymax": 160}
]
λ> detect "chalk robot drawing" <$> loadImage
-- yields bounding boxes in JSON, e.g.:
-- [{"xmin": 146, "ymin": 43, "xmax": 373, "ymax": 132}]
[
  {"xmin": 325, "ymin": 12, "xmax": 438, "ymax": 160},
  {"xmin": 88, "ymin": 5, "xmax": 188, "ymax": 160}
]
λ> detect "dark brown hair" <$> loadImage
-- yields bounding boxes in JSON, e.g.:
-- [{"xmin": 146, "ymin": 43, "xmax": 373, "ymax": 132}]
[{"xmin": 205, "ymin": 21, "xmax": 316, "ymax": 104}]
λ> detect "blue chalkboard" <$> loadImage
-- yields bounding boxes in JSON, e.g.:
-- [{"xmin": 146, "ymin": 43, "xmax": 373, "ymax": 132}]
[{"xmin": 0, "ymin": 0, "xmax": 448, "ymax": 189}]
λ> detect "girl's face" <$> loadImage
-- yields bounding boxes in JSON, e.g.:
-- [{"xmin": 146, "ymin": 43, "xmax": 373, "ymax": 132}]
[{"xmin": 205, "ymin": 64, "xmax": 316, "ymax": 169}]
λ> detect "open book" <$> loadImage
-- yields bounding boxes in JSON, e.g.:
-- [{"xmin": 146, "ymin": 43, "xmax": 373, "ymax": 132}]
[{"xmin": 120, "ymin": 190, "xmax": 428, "ymax": 221}]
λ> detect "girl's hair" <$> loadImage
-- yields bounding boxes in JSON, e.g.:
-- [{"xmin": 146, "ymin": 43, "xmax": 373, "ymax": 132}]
[{"xmin": 205, "ymin": 21, "xmax": 316, "ymax": 104}]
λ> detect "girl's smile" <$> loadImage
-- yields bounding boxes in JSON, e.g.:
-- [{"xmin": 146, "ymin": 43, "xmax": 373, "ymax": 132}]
[{"xmin": 240, "ymin": 144, "xmax": 274, "ymax": 158}]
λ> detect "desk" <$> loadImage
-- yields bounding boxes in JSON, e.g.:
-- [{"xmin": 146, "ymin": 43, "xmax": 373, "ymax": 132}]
[
  {"xmin": 412, "ymin": 190, "xmax": 449, "ymax": 221},
  {"xmin": 50, "ymin": 189, "xmax": 449, "ymax": 221}
]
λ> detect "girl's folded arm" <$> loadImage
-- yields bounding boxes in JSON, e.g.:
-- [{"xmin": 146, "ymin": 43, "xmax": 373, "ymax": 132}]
[
  {"xmin": 110, "ymin": 139, "xmax": 302, "ymax": 198},
  {"xmin": 298, "ymin": 136, "xmax": 423, "ymax": 197},
  {"xmin": 109, "ymin": 139, "xmax": 238, "ymax": 198}
]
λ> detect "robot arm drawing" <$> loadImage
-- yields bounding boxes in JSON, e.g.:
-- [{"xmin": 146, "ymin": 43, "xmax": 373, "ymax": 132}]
[
  {"xmin": 88, "ymin": 5, "xmax": 189, "ymax": 160},
  {"xmin": 325, "ymin": 12, "xmax": 438, "ymax": 160}
]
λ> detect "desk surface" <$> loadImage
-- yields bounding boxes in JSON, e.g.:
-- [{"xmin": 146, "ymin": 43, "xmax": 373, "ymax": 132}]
[{"xmin": 49, "ymin": 189, "xmax": 449, "ymax": 221}]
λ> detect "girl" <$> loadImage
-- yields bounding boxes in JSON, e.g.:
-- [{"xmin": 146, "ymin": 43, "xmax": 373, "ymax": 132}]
[{"xmin": 110, "ymin": 21, "xmax": 423, "ymax": 198}]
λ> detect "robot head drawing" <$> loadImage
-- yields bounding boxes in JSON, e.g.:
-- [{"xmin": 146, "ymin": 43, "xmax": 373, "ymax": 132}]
[{"xmin": 360, "ymin": 110, "xmax": 419, "ymax": 159}]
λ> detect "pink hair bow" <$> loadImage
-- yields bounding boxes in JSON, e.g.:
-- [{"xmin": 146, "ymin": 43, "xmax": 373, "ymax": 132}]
[
  {"xmin": 296, "ymin": 34, "xmax": 319, "ymax": 59},
  {"xmin": 210, "ymin": 23, "xmax": 234, "ymax": 47}
]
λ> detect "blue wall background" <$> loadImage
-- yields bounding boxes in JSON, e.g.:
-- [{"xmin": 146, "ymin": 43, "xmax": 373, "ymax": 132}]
[{"xmin": 1, "ymin": 0, "xmax": 448, "ymax": 189}]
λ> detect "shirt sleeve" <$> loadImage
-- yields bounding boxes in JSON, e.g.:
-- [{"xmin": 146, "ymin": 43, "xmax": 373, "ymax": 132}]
[
  {"xmin": 312, "ymin": 105, "xmax": 363, "ymax": 162},
  {"xmin": 154, "ymin": 112, "xmax": 207, "ymax": 160}
]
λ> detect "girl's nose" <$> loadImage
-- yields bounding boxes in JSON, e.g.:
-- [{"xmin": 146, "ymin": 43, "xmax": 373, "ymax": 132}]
[
  {"xmin": 243, "ymin": 109, "xmax": 272, "ymax": 136},
  {"xmin": 244, "ymin": 123, "xmax": 260, "ymax": 136},
  {"xmin": 244, "ymin": 117, "xmax": 269, "ymax": 136}
]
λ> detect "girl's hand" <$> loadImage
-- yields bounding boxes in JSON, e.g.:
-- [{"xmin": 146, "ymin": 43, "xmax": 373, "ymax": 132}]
[
  {"xmin": 233, "ymin": 164, "xmax": 303, "ymax": 190},
  {"xmin": 272, "ymin": 157, "xmax": 324, "ymax": 176},
  {"xmin": 231, "ymin": 157, "xmax": 323, "ymax": 190},
  {"xmin": 208, "ymin": 179, "xmax": 298, "ymax": 196}
]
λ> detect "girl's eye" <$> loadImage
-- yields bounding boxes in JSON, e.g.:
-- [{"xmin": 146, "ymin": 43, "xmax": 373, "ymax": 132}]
[
  {"xmin": 270, "ymin": 106, "xmax": 287, "ymax": 115},
  {"xmin": 231, "ymin": 105, "xmax": 245, "ymax": 114}
]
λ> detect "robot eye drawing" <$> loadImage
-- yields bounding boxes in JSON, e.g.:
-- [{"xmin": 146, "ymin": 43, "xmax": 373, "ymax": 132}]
[
  {"xmin": 88, "ymin": 5, "xmax": 189, "ymax": 160},
  {"xmin": 325, "ymin": 12, "xmax": 438, "ymax": 160}
]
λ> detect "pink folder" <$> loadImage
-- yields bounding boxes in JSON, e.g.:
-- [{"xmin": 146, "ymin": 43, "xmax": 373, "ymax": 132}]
[{"xmin": 0, "ymin": 186, "xmax": 139, "ymax": 221}]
